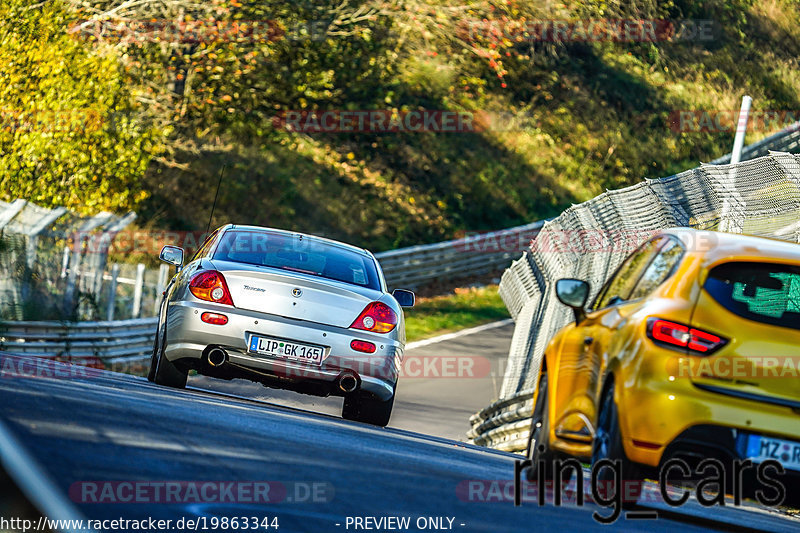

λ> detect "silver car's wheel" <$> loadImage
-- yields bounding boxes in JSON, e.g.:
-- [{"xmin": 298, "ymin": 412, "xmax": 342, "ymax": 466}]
[
  {"xmin": 342, "ymin": 392, "xmax": 394, "ymax": 427},
  {"xmin": 147, "ymin": 325, "xmax": 187, "ymax": 389},
  {"xmin": 146, "ymin": 328, "xmax": 161, "ymax": 383}
]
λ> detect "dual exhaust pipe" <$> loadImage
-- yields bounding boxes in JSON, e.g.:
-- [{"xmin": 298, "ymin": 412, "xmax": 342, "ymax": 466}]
[
  {"xmin": 207, "ymin": 347, "xmax": 228, "ymax": 367},
  {"xmin": 338, "ymin": 373, "xmax": 358, "ymax": 393},
  {"xmin": 206, "ymin": 346, "xmax": 359, "ymax": 393}
]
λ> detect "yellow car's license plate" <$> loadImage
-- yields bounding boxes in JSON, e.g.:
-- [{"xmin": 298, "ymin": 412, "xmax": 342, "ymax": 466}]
[{"xmin": 746, "ymin": 434, "xmax": 800, "ymax": 471}]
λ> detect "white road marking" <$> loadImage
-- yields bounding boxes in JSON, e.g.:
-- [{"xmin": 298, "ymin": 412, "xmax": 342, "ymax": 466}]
[{"xmin": 405, "ymin": 318, "xmax": 513, "ymax": 351}]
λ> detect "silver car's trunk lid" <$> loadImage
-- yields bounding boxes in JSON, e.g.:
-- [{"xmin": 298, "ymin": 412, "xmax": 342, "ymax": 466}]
[{"xmin": 211, "ymin": 259, "xmax": 379, "ymax": 328}]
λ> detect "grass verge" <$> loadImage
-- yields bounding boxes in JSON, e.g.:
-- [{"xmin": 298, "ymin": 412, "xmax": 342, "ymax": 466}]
[{"xmin": 403, "ymin": 285, "xmax": 509, "ymax": 343}]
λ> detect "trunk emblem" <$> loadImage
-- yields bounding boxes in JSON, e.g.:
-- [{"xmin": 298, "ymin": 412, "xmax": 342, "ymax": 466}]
[{"xmin": 292, "ymin": 288, "xmax": 303, "ymax": 298}]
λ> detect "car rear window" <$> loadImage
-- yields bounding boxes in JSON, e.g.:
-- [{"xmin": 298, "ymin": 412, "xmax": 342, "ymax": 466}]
[
  {"xmin": 213, "ymin": 230, "xmax": 381, "ymax": 290},
  {"xmin": 704, "ymin": 261, "xmax": 800, "ymax": 330}
]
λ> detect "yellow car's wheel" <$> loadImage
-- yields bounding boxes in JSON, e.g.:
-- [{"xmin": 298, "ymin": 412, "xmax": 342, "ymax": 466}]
[
  {"xmin": 525, "ymin": 371, "xmax": 567, "ymax": 482},
  {"xmin": 592, "ymin": 381, "xmax": 643, "ymax": 508}
]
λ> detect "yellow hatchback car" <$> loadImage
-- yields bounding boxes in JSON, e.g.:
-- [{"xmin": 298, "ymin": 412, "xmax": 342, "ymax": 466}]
[{"xmin": 526, "ymin": 228, "xmax": 800, "ymax": 497}]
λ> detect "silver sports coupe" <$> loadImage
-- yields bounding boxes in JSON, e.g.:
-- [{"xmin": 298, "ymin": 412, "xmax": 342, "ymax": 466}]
[{"xmin": 147, "ymin": 224, "xmax": 415, "ymax": 426}]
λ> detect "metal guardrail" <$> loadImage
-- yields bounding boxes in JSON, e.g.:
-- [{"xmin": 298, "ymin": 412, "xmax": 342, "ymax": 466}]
[
  {"xmin": 0, "ymin": 318, "xmax": 157, "ymax": 371},
  {"xmin": 375, "ymin": 221, "xmax": 544, "ymax": 289},
  {"xmin": 710, "ymin": 124, "xmax": 800, "ymax": 164},
  {"xmin": 467, "ymin": 389, "xmax": 534, "ymax": 452}
]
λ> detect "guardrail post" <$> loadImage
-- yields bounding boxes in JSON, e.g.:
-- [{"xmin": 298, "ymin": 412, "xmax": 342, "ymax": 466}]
[
  {"xmin": 131, "ymin": 263, "xmax": 145, "ymax": 318},
  {"xmin": 106, "ymin": 264, "xmax": 120, "ymax": 321},
  {"xmin": 155, "ymin": 264, "xmax": 169, "ymax": 315}
]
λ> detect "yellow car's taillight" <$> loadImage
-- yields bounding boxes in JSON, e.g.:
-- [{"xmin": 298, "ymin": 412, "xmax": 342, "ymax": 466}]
[{"xmin": 646, "ymin": 317, "xmax": 727, "ymax": 355}]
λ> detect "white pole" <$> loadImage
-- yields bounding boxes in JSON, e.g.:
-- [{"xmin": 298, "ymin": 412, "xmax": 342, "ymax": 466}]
[
  {"xmin": 155, "ymin": 264, "xmax": 169, "ymax": 315},
  {"xmin": 106, "ymin": 264, "xmax": 119, "ymax": 321},
  {"xmin": 132, "ymin": 263, "xmax": 145, "ymax": 318},
  {"xmin": 719, "ymin": 95, "xmax": 752, "ymax": 234},
  {"xmin": 730, "ymin": 95, "xmax": 752, "ymax": 164},
  {"xmin": 61, "ymin": 246, "xmax": 70, "ymax": 278}
]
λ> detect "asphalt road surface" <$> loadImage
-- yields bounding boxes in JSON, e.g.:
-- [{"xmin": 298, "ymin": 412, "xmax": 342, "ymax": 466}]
[
  {"xmin": 1, "ymin": 349, "xmax": 799, "ymax": 532},
  {"xmin": 190, "ymin": 321, "xmax": 516, "ymax": 441}
]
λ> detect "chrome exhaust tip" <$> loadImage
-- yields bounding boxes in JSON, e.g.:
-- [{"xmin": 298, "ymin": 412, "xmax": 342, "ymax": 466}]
[
  {"xmin": 207, "ymin": 348, "xmax": 228, "ymax": 367},
  {"xmin": 339, "ymin": 373, "xmax": 358, "ymax": 393}
]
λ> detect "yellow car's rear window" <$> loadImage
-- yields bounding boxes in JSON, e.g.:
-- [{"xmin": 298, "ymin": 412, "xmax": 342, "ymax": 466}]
[{"xmin": 704, "ymin": 262, "xmax": 800, "ymax": 330}]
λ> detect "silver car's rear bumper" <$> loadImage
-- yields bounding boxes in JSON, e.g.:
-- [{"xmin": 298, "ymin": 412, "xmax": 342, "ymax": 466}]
[{"xmin": 163, "ymin": 300, "xmax": 401, "ymax": 400}]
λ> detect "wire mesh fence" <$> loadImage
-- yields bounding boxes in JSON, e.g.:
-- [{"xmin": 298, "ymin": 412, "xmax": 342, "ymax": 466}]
[
  {"xmin": 0, "ymin": 199, "xmax": 139, "ymax": 321},
  {"xmin": 470, "ymin": 146, "xmax": 800, "ymax": 452}
]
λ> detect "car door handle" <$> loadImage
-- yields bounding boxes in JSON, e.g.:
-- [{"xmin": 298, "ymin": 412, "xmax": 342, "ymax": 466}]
[{"xmin": 583, "ymin": 336, "xmax": 594, "ymax": 345}]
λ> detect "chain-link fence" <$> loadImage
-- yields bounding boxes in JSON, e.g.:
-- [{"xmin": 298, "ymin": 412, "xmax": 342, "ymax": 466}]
[
  {"xmin": 469, "ymin": 142, "xmax": 800, "ymax": 452},
  {"xmin": 0, "ymin": 200, "xmax": 139, "ymax": 321}
]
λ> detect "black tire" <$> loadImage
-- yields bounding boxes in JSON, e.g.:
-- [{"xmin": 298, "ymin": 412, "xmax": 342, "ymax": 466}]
[
  {"xmin": 525, "ymin": 371, "xmax": 573, "ymax": 484},
  {"xmin": 146, "ymin": 325, "xmax": 161, "ymax": 382},
  {"xmin": 592, "ymin": 381, "xmax": 644, "ymax": 508},
  {"xmin": 147, "ymin": 324, "xmax": 187, "ymax": 389},
  {"xmin": 342, "ymin": 391, "xmax": 394, "ymax": 427}
]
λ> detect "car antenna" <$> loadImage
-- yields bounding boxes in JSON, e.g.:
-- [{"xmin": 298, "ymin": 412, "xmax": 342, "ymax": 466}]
[{"xmin": 206, "ymin": 162, "xmax": 226, "ymax": 235}]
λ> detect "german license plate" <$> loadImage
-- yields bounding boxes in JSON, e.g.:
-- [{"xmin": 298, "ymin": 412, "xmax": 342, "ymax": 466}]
[
  {"xmin": 248, "ymin": 335, "xmax": 325, "ymax": 365},
  {"xmin": 745, "ymin": 434, "xmax": 800, "ymax": 471}
]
